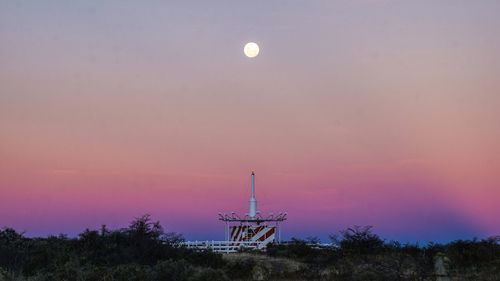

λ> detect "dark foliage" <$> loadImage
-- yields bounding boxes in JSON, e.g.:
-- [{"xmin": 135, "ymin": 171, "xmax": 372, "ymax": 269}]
[
  {"xmin": 224, "ymin": 255, "xmax": 256, "ymax": 279},
  {"xmin": 332, "ymin": 226, "xmax": 384, "ymax": 256},
  {"xmin": 1, "ymin": 220, "xmax": 499, "ymax": 281},
  {"xmin": 0, "ymin": 215, "xmax": 222, "ymax": 281},
  {"xmin": 267, "ymin": 226, "xmax": 500, "ymax": 281}
]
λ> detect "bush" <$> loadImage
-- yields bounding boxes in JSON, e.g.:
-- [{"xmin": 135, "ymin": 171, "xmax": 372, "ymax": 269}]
[
  {"xmin": 332, "ymin": 226, "xmax": 384, "ymax": 256},
  {"xmin": 188, "ymin": 268, "xmax": 229, "ymax": 281},
  {"xmin": 110, "ymin": 264, "xmax": 151, "ymax": 281},
  {"xmin": 184, "ymin": 250, "xmax": 225, "ymax": 269},
  {"xmin": 153, "ymin": 259, "xmax": 194, "ymax": 281},
  {"xmin": 224, "ymin": 256, "xmax": 256, "ymax": 279}
]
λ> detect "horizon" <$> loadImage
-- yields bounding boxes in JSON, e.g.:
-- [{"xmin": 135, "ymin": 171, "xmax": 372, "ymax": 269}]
[
  {"xmin": 1, "ymin": 1, "xmax": 500, "ymax": 244},
  {"xmin": 5, "ymin": 212, "xmax": 499, "ymax": 245}
]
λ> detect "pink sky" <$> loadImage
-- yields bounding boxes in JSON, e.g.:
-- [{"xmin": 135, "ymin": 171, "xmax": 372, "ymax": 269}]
[{"xmin": 1, "ymin": 1, "xmax": 500, "ymax": 242}]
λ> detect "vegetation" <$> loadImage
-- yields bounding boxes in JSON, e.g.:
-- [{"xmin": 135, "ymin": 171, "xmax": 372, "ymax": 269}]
[{"xmin": 1, "ymin": 217, "xmax": 499, "ymax": 281}]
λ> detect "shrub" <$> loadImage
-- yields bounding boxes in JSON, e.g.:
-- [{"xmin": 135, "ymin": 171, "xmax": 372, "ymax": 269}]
[
  {"xmin": 188, "ymin": 268, "xmax": 229, "ymax": 281},
  {"xmin": 224, "ymin": 256, "xmax": 256, "ymax": 279},
  {"xmin": 153, "ymin": 259, "xmax": 194, "ymax": 281}
]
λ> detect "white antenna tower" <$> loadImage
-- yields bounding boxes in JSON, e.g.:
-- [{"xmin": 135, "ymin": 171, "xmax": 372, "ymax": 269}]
[{"xmin": 249, "ymin": 171, "xmax": 257, "ymax": 217}]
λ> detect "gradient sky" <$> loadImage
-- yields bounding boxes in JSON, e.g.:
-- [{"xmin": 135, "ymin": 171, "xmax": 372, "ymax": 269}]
[{"xmin": 1, "ymin": 0, "xmax": 500, "ymax": 243}]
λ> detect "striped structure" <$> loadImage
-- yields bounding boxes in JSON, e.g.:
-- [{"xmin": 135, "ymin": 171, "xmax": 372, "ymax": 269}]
[
  {"xmin": 229, "ymin": 225, "xmax": 276, "ymax": 248},
  {"xmin": 184, "ymin": 172, "xmax": 287, "ymax": 253}
]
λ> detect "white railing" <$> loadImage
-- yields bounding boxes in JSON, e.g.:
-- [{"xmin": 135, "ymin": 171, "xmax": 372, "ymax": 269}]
[{"xmin": 181, "ymin": 240, "xmax": 264, "ymax": 253}]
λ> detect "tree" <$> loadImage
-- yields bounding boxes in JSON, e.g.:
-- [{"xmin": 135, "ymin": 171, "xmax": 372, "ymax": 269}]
[
  {"xmin": 127, "ymin": 214, "xmax": 164, "ymax": 241},
  {"xmin": 332, "ymin": 226, "xmax": 384, "ymax": 256}
]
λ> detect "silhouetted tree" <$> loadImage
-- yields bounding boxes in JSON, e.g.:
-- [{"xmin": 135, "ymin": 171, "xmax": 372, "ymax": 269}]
[{"xmin": 332, "ymin": 225, "xmax": 384, "ymax": 256}]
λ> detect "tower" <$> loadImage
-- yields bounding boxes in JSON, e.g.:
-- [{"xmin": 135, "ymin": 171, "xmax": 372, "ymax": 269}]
[
  {"xmin": 249, "ymin": 171, "xmax": 257, "ymax": 217},
  {"xmin": 219, "ymin": 172, "xmax": 287, "ymax": 249}
]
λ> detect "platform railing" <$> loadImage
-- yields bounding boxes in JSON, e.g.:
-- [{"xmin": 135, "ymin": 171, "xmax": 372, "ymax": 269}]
[{"xmin": 181, "ymin": 240, "xmax": 264, "ymax": 253}]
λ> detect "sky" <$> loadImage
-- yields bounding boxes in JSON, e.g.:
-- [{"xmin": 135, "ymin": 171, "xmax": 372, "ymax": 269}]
[{"xmin": 1, "ymin": 0, "xmax": 500, "ymax": 243}]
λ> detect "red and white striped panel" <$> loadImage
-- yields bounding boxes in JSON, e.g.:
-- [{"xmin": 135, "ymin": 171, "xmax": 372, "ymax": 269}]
[{"xmin": 230, "ymin": 225, "xmax": 276, "ymax": 246}]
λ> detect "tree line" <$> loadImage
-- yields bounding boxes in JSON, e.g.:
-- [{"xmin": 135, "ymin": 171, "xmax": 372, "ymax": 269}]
[{"xmin": 1, "ymin": 216, "xmax": 499, "ymax": 281}]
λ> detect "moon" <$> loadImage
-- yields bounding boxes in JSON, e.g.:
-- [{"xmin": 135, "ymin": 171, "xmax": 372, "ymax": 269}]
[{"xmin": 244, "ymin": 42, "xmax": 260, "ymax": 58}]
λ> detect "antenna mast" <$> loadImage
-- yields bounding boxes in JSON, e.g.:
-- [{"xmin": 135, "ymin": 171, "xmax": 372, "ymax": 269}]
[{"xmin": 249, "ymin": 171, "xmax": 257, "ymax": 217}]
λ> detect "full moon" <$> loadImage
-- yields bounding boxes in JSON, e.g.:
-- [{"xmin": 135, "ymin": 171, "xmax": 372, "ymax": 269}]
[{"xmin": 244, "ymin": 42, "xmax": 259, "ymax": 58}]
